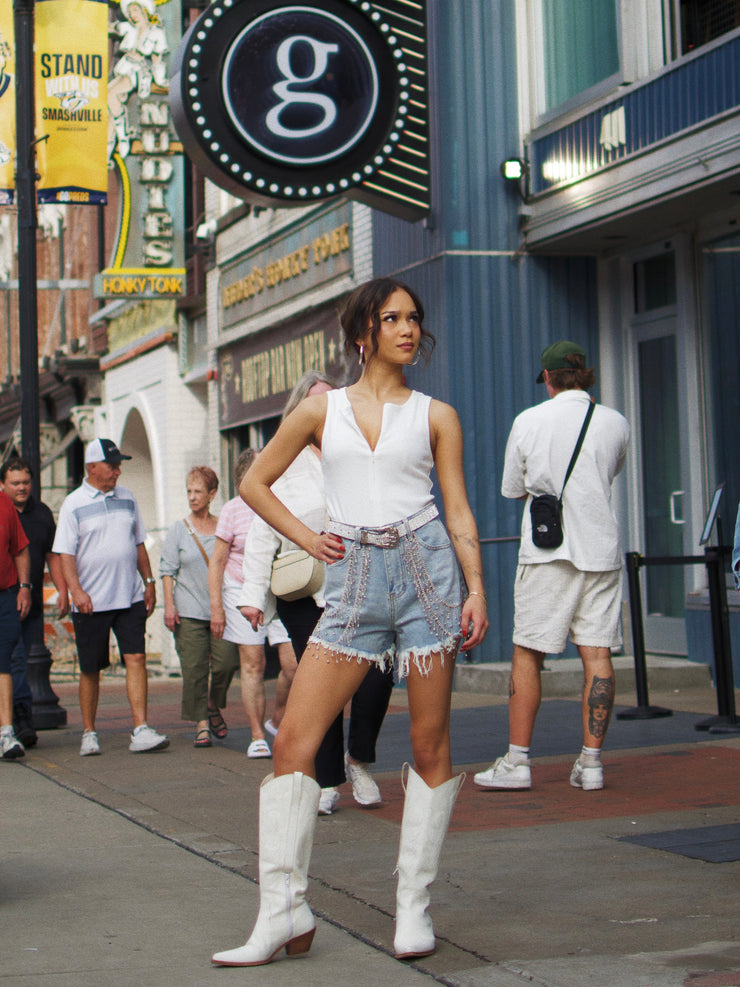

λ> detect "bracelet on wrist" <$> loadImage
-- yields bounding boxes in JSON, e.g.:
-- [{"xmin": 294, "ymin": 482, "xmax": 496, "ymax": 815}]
[{"xmin": 467, "ymin": 590, "xmax": 486, "ymax": 603}]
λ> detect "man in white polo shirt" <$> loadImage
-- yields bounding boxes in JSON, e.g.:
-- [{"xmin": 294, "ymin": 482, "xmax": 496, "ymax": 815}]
[
  {"xmin": 475, "ymin": 341, "xmax": 630, "ymax": 792},
  {"xmin": 54, "ymin": 438, "xmax": 168, "ymax": 755}
]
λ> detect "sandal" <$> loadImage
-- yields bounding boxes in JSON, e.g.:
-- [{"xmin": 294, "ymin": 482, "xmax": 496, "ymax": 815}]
[
  {"xmin": 247, "ymin": 738, "xmax": 272, "ymax": 759},
  {"xmin": 194, "ymin": 728, "xmax": 212, "ymax": 748},
  {"xmin": 208, "ymin": 709, "xmax": 228, "ymax": 739}
]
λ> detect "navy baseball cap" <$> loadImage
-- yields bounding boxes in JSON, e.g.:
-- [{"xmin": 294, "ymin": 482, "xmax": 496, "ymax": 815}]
[{"xmin": 84, "ymin": 438, "xmax": 132, "ymax": 465}]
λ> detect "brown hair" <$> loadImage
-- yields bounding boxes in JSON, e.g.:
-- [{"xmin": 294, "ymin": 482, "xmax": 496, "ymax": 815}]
[
  {"xmin": 546, "ymin": 354, "xmax": 596, "ymax": 391},
  {"xmin": 340, "ymin": 277, "xmax": 435, "ymax": 366},
  {"xmin": 234, "ymin": 449, "xmax": 258, "ymax": 487},
  {"xmin": 187, "ymin": 465, "xmax": 219, "ymax": 493}
]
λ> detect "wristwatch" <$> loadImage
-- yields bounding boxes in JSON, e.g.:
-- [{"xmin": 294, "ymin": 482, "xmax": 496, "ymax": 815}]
[
  {"xmin": 144, "ymin": 577, "xmax": 156, "ymax": 585},
  {"xmin": 19, "ymin": 582, "xmax": 32, "ymax": 589}
]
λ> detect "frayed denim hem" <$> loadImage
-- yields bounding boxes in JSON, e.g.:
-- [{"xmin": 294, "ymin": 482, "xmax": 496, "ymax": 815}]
[{"xmin": 306, "ymin": 634, "xmax": 462, "ymax": 680}]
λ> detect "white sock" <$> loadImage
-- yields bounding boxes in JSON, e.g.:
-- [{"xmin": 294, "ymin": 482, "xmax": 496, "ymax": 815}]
[
  {"xmin": 1, "ymin": 725, "xmax": 13, "ymax": 736},
  {"xmin": 507, "ymin": 744, "xmax": 530, "ymax": 765},
  {"xmin": 581, "ymin": 745, "xmax": 602, "ymax": 767}
]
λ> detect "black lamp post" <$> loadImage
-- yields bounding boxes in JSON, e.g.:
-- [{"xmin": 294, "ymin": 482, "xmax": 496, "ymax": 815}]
[{"xmin": 13, "ymin": 0, "xmax": 66, "ymax": 729}]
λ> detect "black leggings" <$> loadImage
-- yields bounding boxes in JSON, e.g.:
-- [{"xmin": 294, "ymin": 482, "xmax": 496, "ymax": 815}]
[{"xmin": 276, "ymin": 596, "xmax": 394, "ymax": 788}]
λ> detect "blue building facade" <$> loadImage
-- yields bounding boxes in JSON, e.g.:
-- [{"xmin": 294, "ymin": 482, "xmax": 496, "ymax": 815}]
[
  {"xmin": 370, "ymin": 1, "xmax": 740, "ymax": 664},
  {"xmin": 201, "ymin": 1, "xmax": 740, "ymax": 669}
]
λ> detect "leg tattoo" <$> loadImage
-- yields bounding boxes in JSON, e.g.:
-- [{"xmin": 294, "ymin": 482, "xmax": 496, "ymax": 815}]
[{"xmin": 586, "ymin": 675, "xmax": 614, "ymax": 740}]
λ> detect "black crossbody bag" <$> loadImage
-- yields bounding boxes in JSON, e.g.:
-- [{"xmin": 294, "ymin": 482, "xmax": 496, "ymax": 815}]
[{"xmin": 530, "ymin": 401, "xmax": 595, "ymax": 549}]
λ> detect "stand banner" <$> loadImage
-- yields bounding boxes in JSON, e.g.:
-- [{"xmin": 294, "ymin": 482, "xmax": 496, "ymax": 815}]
[
  {"xmin": 35, "ymin": 0, "xmax": 109, "ymax": 205},
  {"xmin": 0, "ymin": 0, "xmax": 15, "ymax": 204}
]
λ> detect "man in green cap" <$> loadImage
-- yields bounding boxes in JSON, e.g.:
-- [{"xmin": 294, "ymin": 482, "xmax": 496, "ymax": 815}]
[{"xmin": 475, "ymin": 341, "xmax": 630, "ymax": 792}]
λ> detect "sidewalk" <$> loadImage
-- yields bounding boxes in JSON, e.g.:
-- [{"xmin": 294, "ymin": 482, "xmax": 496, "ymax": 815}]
[{"xmin": 4, "ymin": 667, "xmax": 740, "ymax": 986}]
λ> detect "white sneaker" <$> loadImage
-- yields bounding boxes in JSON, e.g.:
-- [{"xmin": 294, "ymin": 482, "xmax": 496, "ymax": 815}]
[
  {"xmin": 318, "ymin": 787, "xmax": 340, "ymax": 815},
  {"xmin": 80, "ymin": 731, "xmax": 101, "ymax": 756},
  {"xmin": 129, "ymin": 725, "xmax": 169, "ymax": 753},
  {"xmin": 344, "ymin": 751, "xmax": 381, "ymax": 806},
  {"xmin": 474, "ymin": 755, "xmax": 531, "ymax": 790},
  {"xmin": 570, "ymin": 757, "xmax": 604, "ymax": 790},
  {"xmin": 1, "ymin": 730, "xmax": 25, "ymax": 760}
]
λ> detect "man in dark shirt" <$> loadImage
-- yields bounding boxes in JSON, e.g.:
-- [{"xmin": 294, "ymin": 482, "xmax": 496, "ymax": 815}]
[{"xmin": 0, "ymin": 457, "xmax": 68, "ymax": 746}]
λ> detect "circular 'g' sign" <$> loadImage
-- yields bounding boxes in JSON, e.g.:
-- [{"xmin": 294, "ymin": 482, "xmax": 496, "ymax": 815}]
[{"xmin": 170, "ymin": 0, "xmax": 408, "ymax": 206}]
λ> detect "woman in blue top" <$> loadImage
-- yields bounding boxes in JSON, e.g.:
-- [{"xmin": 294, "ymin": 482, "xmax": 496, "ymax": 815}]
[{"xmin": 212, "ymin": 277, "xmax": 488, "ymax": 968}]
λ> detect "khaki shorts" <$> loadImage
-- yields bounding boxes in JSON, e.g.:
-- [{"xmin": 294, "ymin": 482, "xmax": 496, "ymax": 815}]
[{"xmin": 513, "ymin": 561, "xmax": 622, "ymax": 654}]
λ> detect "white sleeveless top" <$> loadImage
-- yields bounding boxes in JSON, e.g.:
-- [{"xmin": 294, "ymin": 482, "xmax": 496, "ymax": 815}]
[{"xmin": 322, "ymin": 388, "xmax": 435, "ymax": 527}]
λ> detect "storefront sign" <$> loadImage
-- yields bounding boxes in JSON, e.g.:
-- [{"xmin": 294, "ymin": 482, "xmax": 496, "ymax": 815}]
[
  {"xmin": 220, "ymin": 204, "xmax": 351, "ymax": 329},
  {"xmin": 170, "ymin": 0, "xmax": 430, "ymax": 221},
  {"xmin": 219, "ymin": 304, "xmax": 346, "ymax": 427}
]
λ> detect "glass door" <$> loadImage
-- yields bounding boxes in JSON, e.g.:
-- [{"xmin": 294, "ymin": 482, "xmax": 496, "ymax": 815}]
[{"xmin": 630, "ymin": 249, "xmax": 690, "ymax": 654}]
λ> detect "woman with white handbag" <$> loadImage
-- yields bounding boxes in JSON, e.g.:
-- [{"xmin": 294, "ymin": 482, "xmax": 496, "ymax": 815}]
[
  {"xmin": 237, "ymin": 370, "xmax": 395, "ymax": 816},
  {"xmin": 212, "ymin": 278, "xmax": 488, "ymax": 968}
]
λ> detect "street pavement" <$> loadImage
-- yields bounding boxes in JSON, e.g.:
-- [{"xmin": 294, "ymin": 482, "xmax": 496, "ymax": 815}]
[{"xmin": 3, "ymin": 662, "xmax": 740, "ymax": 987}]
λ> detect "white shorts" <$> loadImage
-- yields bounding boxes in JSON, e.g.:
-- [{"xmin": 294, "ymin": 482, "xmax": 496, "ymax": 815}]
[
  {"xmin": 221, "ymin": 575, "xmax": 291, "ymax": 647},
  {"xmin": 513, "ymin": 560, "xmax": 622, "ymax": 654}
]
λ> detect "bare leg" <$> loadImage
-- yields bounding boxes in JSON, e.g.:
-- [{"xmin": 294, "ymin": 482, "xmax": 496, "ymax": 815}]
[
  {"xmin": 239, "ymin": 644, "xmax": 267, "ymax": 741},
  {"xmin": 0, "ymin": 671, "xmax": 14, "ymax": 727},
  {"xmin": 405, "ymin": 651, "xmax": 457, "ymax": 787},
  {"xmin": 123, "ymin": 653, "xmax": 148, "ymax": 729},
  {"xmin": 272, "ymin": 640, "xmax": 298, "ymax": 729},
  {"xmin": 508, "ymin": 644, "xmax": 545, "ymax": 748},
  {"xmin": 578, "ymin": 645, "xmax": 615, "ymax": 749},
  {"xmin": 79, "ymin": 670, "xmax": 101, "ymax": 733},
  {"xmin": 273, "ymin": 646, "xmax": 371, "ymax": 777}
]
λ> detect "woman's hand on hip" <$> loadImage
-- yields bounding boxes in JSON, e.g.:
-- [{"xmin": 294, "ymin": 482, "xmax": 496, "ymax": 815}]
[{"xmin": 309, "ymin": 531, "xmax": 345, "ymax": 563}]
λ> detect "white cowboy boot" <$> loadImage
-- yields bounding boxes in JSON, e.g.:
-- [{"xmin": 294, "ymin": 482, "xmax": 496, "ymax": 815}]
[
  {"xmin": 393, "ymin": 764, "xmax": 465, "ymax": 960},
  {"xmin": 212, "ymin": 772, "xmax": 320, "ymax": 966}
]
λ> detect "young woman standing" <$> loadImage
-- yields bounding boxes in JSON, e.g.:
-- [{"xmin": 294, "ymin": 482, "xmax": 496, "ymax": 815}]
[{"xmin": 212, "ymin": 277, "xmax": 488, "ymax": 967}]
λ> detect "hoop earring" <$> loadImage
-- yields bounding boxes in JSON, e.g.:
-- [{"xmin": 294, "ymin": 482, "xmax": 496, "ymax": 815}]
[
  {"xmin": 410, "ymin": 349, "xmax": 421, "ymax": 367},
  {"xmin": 358, "ymin": 344, "xmax": 365, "ymax": 366}
]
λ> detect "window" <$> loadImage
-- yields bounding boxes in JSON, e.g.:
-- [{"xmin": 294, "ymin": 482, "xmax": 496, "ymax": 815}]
[
  {"xmin": 670, "ymin": 0, "xmax": 740, "ymax": 56},
  {"xmin": 534, "ymin": 0, "xmax": 620, "ymax": 116}
]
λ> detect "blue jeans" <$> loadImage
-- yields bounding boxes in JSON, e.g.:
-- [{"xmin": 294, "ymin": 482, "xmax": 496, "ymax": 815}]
[{"xmin": 10, "ymin": 615, "xmax": 41, "ymax": 711}]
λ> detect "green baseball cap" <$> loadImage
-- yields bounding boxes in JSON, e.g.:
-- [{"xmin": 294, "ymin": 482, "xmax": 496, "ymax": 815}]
[{"xmin": 536, "ymin": 340, "xmax": 586, "ymax": 383}]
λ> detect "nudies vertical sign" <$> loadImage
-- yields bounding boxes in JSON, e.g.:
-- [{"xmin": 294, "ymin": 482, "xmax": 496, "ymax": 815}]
[{"xmin": 95, "ymin": 0, "xmax": 186, "ymax": 300}]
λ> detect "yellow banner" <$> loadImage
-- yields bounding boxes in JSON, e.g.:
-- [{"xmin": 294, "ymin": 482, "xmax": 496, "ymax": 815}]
[
  {"xmin": 0, "ymin": 1, "xmax": 15, "ymax": 203},
  {"xmin": 35, "ymin": 0, "xmax": 108, "ymax": 204}
]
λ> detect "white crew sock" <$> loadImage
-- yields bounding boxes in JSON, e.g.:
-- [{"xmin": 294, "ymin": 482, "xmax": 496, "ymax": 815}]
[
  {"xmin": 507, "ymin": 744, "xmax": 530, "ymax": 765},
  {"xmin": 581, "ymin": 745, "xmax": 602, "ymax": 767}
]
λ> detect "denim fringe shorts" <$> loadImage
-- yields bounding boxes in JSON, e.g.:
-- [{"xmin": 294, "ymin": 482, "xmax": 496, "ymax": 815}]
[{"xmin": 307, "ymin": 509, "xmax": 466, "ymax": 679}]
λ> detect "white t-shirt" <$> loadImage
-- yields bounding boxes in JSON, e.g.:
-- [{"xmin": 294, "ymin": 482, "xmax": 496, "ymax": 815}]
[
  {"xmin": 502, "ymin": 389, "xmax": 630, "ymax": 571},
  {"xmin": 321, "ymin": 388, "xmax": 435, "ymax": 527},
  {"xmin": 53, "ymin": 480, "xmax": 147, "ymax": 611}
]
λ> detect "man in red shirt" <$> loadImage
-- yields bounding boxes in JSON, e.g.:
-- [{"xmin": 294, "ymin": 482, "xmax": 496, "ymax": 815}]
[{"xmin": 0, "ymin": 489, "xmax": 31, "ymax": 759}]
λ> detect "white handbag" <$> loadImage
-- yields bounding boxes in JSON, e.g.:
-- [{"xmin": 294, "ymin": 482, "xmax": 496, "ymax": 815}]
[{"xmin": 270, "ymin": 550, "xmax": 324, "ymax": 602}]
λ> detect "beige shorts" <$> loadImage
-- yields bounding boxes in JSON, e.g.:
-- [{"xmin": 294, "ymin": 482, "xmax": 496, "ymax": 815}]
[{"xmin": 513, "ymin": 560, "xmax": 622, "ymax": 654}]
